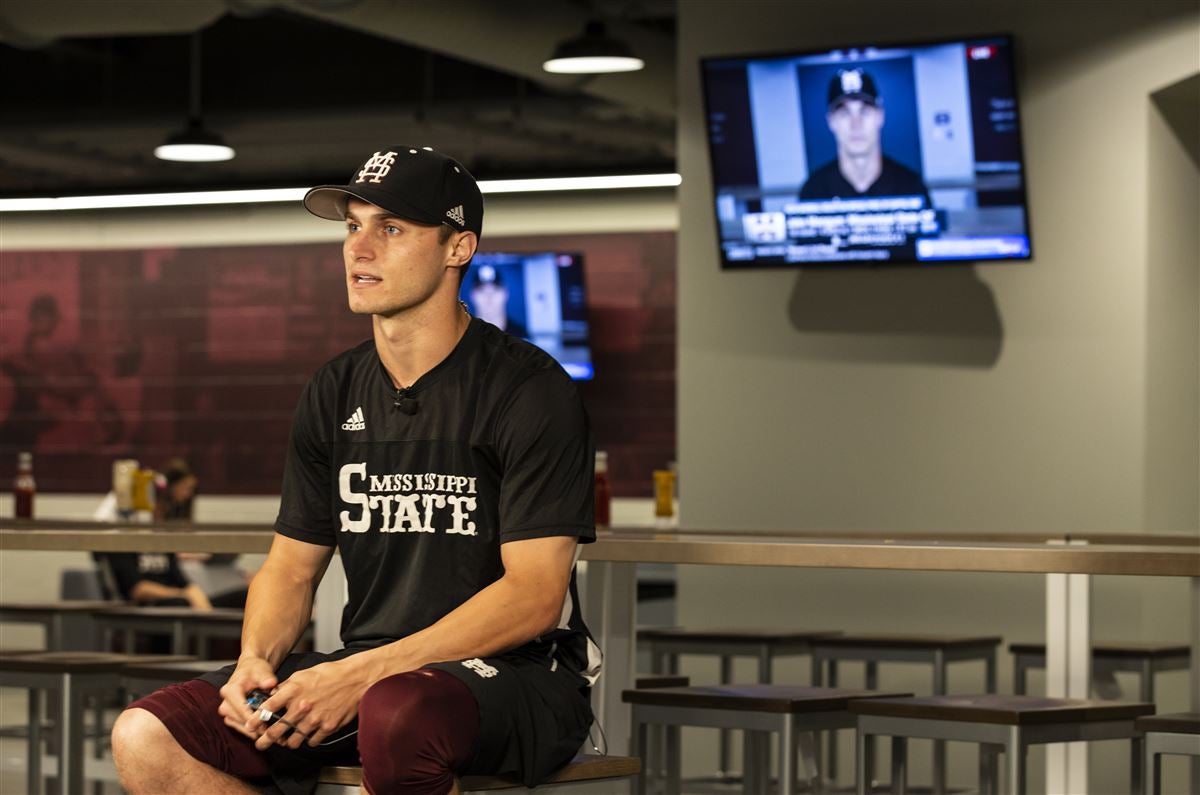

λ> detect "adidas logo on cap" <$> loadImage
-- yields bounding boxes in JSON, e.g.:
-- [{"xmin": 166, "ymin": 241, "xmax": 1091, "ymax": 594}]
[
  {"xmin": 341, "ymin": 406, "xmax": 365, "ymax": 431},
  {"xmin": 446, "ymin": 205, "xmax": 465, "ymax": 226}
]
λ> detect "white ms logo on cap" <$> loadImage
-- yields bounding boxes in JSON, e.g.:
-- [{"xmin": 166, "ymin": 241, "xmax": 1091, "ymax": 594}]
[
  {"xmin": 357, "ymin": 151, "xmax": 397, "ymax": 184},
  {"xmin": 446, "ymin": 205, "xmax": 465, "ymax": 226},
  {"xmin": 840, "ymin": 70, "xmax": 863, "ymax": 94}
]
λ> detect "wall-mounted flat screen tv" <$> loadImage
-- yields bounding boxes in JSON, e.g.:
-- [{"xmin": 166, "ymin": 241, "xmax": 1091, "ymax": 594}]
[
  {"xmin": 701, "ymin": 34, "xmax": 1032, "ymax": 268},
  {"xmin": 461, "ymin": 251, "xmax": 594, "ymax": 379}
]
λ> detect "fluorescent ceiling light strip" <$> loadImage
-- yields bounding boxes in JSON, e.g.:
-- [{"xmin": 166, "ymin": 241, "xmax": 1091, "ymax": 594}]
[
  {"xmin": 0, "ymin": 173, "xmax": 681, "ymax": 212},
  {"xmin": 480, "ymin": 173, "xmax": 681, "ymax": 193}
]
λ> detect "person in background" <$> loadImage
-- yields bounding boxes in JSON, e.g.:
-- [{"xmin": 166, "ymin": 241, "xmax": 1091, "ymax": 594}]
[{"xmin": 94, "ymin": 459, "xmax": 247, "ymax": 609}]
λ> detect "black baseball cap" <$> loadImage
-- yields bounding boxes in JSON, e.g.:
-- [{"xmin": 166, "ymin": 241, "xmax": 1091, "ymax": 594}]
[
  {"xmin": 304, "ymin": 146, "xmax": 484, "ymax": 237},
  {"xmin": 827, "ymin": 68, "xmax": 880, "ymax": 110},
  {"xmin": 470, "ymin": 264, "xmax": 505, "ymax": 289}
]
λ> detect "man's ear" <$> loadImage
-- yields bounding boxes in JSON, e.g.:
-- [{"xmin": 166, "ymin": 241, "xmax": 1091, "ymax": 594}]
[{"xmin": 448, "ymin": 231, "xmax": 478, "ymax": 267}]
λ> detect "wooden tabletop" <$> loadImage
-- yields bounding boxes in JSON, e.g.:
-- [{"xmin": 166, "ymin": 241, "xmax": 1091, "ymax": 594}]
[{"xmin": 2, "ymin": 521, "xmax": 1197, "ymax": 577}]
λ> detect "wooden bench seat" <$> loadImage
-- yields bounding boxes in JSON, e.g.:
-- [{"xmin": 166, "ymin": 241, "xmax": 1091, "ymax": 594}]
[{"xmin": 316, "ymin": 754, "xmax": 640, "ymax": 793}]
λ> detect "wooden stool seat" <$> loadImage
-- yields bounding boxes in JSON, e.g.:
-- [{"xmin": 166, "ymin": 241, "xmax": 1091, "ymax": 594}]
[
  {"xmin": 850, "ymin": 693, "xmax": 1155, "ymax": 724},
  {"xmin": 316, "ymin": 754, "xmax": 640, "ymax": 792},
  {"xmin": 625, "ymin": 685, "xmax": 910, "ymax": 794},
  {"xmin": 851, "ymin": 694, "xmax": 1154, "ymax": 794},
  {"xmin": 0, "ymin": 651, "xmax": 195, "ymax": 674},
  {"xmin": 0, "ymin": 652, "xmax": 194, "ymax": 793},
  {"xmin": 624, "ymin": 684, "xmax": 909, "ymax": 714},
  {"xmin": 1009, "ymin": 641, "xmax": 1189, "ymax": 659},
  {"xmin": 638, "ymin": 627, "xmax": 840, "ymax": 645},
  {"xmin": 638, "ymin": 627, "xmax": 839, "ymax": 779},
  {"xmin": 0, "ymin": 601, "xmax": 112, "ymax": 651},
  {"xmin": 815, "ymin": 634, "xmax": 1002, "ymax": 651},
  {"xmin": 1009, "ymin": 640, "xmax": 1189, "ymax": 703},
  {"xmin": 811, "ymin": 633, "xmax": 1002, "ymax": 791},
  {"xmin": 1136, "ymin": 712, "xmax": 1200, "ymax": 734},
  {"xmin": 122, "ymin": 658, "xmax": 236, "ymax": 697},
  {"xmin": 634, "ymin": 674, "xmax": 689, "ymax": 689},
  {"xmin": 1137, "ymin": 713, "xmax": 1200, "ymax": 793}
]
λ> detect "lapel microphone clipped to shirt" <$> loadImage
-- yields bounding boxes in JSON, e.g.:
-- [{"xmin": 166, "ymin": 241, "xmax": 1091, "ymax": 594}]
[{"xmin": 394, "ymin": 388, "xmax": 419, "ymax": 415}]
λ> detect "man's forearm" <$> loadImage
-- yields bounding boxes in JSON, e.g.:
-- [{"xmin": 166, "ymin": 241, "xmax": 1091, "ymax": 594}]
[
  {"xmin": 349, "ymin": 574, "xmax": 559, "ymax": 682},
  {"xmin": 239, "ymin": 559, "xmax": 318, "ymax": 668},
  {"xmin": 129, "ymin": 581, "xmax": 189, "ymax": 603}
]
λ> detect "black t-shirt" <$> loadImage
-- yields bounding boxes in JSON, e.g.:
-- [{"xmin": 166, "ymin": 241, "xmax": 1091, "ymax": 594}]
[
  {"xmin": 96, "ymin": 552, "xmax": 189, "ymax": 601},
  {"xmin": 800, "ymin": 156, "xmax": 931, "ymax": 204},
  {"xmin": 275, "ymin": 317, "xmax": 600, "ymax": 682}
]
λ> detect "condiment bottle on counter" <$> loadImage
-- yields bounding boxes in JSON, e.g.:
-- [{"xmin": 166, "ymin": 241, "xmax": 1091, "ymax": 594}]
[
  {"xmin": 14, "ymin": 451, "xmax": 35, "ymax": 519},
  {"xmin": 594, "ymin": 450, "xmax": 611, "ymax": 528}
]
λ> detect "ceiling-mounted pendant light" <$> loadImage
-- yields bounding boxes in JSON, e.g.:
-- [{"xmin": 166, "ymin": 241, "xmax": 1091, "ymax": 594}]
[
  {"xmin": 155, "ymin": 32, "xmax": 234, "ymax": 162},
  {"xmin": 542, "ymin": 20, "xmax": 644, "ymax": 74}
]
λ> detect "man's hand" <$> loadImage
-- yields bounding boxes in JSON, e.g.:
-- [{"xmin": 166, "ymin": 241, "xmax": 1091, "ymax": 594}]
[
  {"xmin": 184, "ymin": 584, "xmax": 213, "ymax": 611},
  {"xmin": 249, "ymin": 657, "xmax": 374, "ymax": 750},
  {"xmin": 217, "ymin": 656, "xmax": 279, "ymax": 740}
]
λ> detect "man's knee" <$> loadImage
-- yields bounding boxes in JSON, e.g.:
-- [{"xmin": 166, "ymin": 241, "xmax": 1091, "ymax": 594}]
[
  {"xmin": 358, "ymin": 670, "xmax": 479, "ymax": 794},
  {"xmin": 113, "ymin": 708, "xmax": 170, "ymax": 752}
]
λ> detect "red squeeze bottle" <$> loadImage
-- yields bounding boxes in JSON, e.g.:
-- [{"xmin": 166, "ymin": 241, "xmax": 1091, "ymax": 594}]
[
  {"xmin": 594, "ymin": 451, "xmax": 611, "ymax": 528},
  {"xmin": 14, "ymin": 451, "xmax": 35, "ymax": 519}
]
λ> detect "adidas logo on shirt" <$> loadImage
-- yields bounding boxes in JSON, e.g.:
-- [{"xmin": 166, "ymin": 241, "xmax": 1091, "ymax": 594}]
[
  {"xmin": 341, "ymin": 407, "xmax": 365, "ymax": 431},
  {"xmin": 445, "ymin": 205, "xmax": 465, "ymax": 226}
]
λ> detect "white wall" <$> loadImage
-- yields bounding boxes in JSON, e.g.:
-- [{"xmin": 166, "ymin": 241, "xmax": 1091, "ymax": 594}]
[{"xmin": 676, "ymin": 1, "xmax": 1198, "ymax": 790}]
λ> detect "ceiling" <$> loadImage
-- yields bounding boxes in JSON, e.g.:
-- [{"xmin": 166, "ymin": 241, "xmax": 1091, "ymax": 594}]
[{"xmin": 0, "ymin": 0, "xmax": 677, "ymax": 198}]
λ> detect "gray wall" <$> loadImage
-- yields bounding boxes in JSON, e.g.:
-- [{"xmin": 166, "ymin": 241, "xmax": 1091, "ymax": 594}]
[{"xmin": 675, "ymin": 1, "xmax": 1198, "ymax": 790}]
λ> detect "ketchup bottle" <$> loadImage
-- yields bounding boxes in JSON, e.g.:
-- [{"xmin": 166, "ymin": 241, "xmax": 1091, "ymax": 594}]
[
  {"xmin": 14, "ymin": 451, "xmax": 35, "ymax": 519},
  {"xmin": 594, "ymin": 450, "xmax": 611, "ymax": 528}
]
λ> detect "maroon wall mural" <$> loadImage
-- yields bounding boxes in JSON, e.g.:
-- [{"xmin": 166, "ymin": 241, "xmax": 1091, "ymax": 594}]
[{"xmin": 0, "ymin": 232, "xmax": 675, "ymax": 498}]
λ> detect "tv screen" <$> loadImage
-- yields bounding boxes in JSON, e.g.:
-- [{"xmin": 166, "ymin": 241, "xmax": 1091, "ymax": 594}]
[
  {"xmin": 701, "ymin": 34, "xmax": 1032, "ymax": 267},
  {"xmin": 461, "ymin": 251, "xmax": 594, "ymax": 380}
]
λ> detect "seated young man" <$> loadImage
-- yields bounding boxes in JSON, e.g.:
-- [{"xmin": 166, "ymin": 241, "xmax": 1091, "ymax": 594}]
[{"xmin": 110, "ymin": 146, "xmax": 600, "ymax": 795}]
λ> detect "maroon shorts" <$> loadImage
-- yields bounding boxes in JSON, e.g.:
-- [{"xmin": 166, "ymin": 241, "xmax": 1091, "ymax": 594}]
[
  {"xmin": 129, "ymin": 648, "xmax": 592, "ymax": 792},
  {"xmin": 129, "ymin": 678, "xmax": 359, "ymax": 792}
]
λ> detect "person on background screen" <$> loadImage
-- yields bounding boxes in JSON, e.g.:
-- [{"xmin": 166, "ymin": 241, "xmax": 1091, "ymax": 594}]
[
  {"xmin": 468, "ymin": 264, "xmax": 528, "ymax": 338},
  {"xmin": 800, "ymin": 68, "xmax": 932, "ymax": 204}
]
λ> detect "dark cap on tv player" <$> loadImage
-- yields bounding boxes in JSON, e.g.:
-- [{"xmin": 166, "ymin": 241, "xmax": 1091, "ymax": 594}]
[
  {"xmin": 827, "ymin": 68, "xmax": 880, "ymax": 110},
  {"xmin": 470, "ymin": 264, "xmax": 506, "ymax": 290},
  {"xmin": 304, "ymin": 146, "xmax": 484, "ymax": 237}
]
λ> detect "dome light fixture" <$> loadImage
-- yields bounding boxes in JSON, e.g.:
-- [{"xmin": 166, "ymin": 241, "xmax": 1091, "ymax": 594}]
[
  {"xmin": 155, "ymin": 119, "xmax": 235, "ymax": 162},
  {"xmin": 543, "ymin": 20, "xmax": 644, "ymax": 74},
  {"xmin": 155, "ymin": 32, "xmax": 235, "ymax": 163}
]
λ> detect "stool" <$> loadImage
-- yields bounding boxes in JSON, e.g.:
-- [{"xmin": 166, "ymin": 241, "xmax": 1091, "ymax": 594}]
[
  {"xmin": 624, "ymin": 684, "xmax": 910, "ymax": 795},
  {"xmin": 0, "ymin": 601, "xmax": 110, "ymax": 651},
  {"xmin": 811, "ymin": 634, "xmax": 1000, "ymax": 793},
  {"xmin": 1010, "ymin": 641, "xmax": 1189, "ymax": 701},
  {"xmin": 851, "ymin": 694, "xmax": 1153, "ymax": 795},
  {"xmin": 0, "ymin": 651, "xmax": 193, "ymax": 794},
  {"xmin": 122, "ymin": 658, "xmax": 237, "ymax": 698},
  {"xmin": 632, "ymin": 674, "xmax": 689, "ymax": 790},
  {"xmin": 1137, "ymin": 712, "xmax": 1200, "ymax": 795},
  {"xmin": 93, "ymin": 606, "xmax": 245, "ymax": 655},
  {"xmin": 640, "ymin": 627, "xmax": 839, "ymax": 778},
  {"xmin": 315, "ymin": 754, "xmax": 640, "ymax": 793}
]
